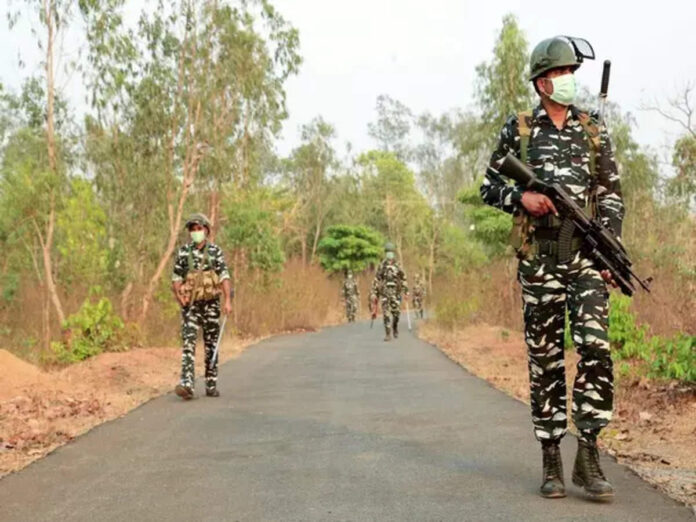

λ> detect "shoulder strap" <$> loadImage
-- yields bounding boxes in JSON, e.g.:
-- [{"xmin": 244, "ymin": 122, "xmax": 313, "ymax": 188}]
[
  {"xmin": 517, "ymin": 111, "xmax": 533, "ymax": 165},
  {"xmin": 186, "ymin": 245, "xmax": 194, "ymax": 272},
  {"xmin": 576, "ymin": 111, "xmax": 601, "ymax": 177}
]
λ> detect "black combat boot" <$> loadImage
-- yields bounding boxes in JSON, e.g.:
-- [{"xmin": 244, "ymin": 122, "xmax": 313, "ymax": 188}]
[
  {"xmin": 540, "ymin": 440, "xmax": 566, "ymax": 498},
  {"xmin": 393, "ymin": 317, "xmax": 399, "ymax": 338},
  {"xmin": 175, "ymin": 384, "xmax": 194, "ymax": 400},
  {"xmin": 572, "ymin": 439, "xmax": 614, "ymax": 499},
  {"xmin": 206, "ymin": 388, "xmax": 220, "ymax": 397}
]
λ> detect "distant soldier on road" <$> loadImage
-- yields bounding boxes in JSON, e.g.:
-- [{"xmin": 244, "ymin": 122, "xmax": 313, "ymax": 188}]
[
  {"xmin": 370, "ymin": 243, "xmax": 408, "ymax": 341},
  {"xmin": 412, "ymin": 273, "xmax": 426, "ymax": 319},
  {"xmin": 342, "ymin": 270, "xmax": 360, "ymax": 322},
  {"xmin": 481, "ymin": 36, "xmax": 622, "ymax": 500},
  {"xmin": 171, "ymin": 213, "xmax": 233, "ymax": 400}
]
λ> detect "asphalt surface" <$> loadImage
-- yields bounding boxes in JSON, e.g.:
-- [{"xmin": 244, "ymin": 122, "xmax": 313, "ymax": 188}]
[{"xmin": 0, "ymin": 322, "xmax": 692, "ymax": 521}]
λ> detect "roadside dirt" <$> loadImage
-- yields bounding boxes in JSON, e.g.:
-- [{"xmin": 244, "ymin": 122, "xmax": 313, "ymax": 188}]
[
  {"xmin": 419, "ymin": 322, "xmax": 696, "ymax": 508},
  {"xmin": 0, "ymin": 338, "xmax": 255, "ymax": 477}
]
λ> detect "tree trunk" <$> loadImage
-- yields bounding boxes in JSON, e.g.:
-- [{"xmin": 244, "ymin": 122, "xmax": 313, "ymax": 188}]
[
  {"xmin": 208, "ymin": 189, "xmax": 220, "ymax": 242},
  {"xmin": 310, "ymin": 219, "xmax": 323, "ymax": 264},
  {"xmin": 40, "ymin": 201, "xmax": 65, "ymax": 326},
  {"xmin": 39, "ymin": 0, "xmax": 65, "ymax": 329},
  {"xmin": 140, "ymin": 188, "xmax": 189, "ymax": 323},
  {"xmin": 140, "ymin": 93, "xmax": 204, "ymax": 324},
  {"xmin": 120, "ymin": 281, "xmax": 134, "ymax": 321},
  {"xmin": 428, "ymin": 216, "xmax": 438, "ymax": 294},
  {"xmin": 42, "ymin": 285, "xmax": 50, "ymax": 352}
]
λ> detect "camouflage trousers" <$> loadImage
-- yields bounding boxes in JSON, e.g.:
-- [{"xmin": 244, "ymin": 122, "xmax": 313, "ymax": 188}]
[
  {"xmin": 381, "ymin": 287, "xmax": 401, "ymax": 335},
  {"xmin": 413, "ymin": 294, "xmax": 424, "ymax": 318},
  {"xmin": 180, "ymin": 299, "xmax": 221, "ymax": 392},
  {"xmin": 518, "ymin": 252, "xmax": 613, "ymax": 444},
  {"xmin": 344, "ymin": 295, "xmax": 359, "ymax": 322}
]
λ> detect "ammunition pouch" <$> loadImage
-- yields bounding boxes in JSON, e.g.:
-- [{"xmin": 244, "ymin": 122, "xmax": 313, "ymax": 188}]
[{"xmin": 181, "ymin": 269, "xmax": 221, "ymax": 303}]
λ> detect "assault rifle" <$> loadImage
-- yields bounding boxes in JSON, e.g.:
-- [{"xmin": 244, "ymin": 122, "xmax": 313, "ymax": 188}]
[{"xmin": 499, "ymin": 153, "xmax": 652, "ymax": 297}]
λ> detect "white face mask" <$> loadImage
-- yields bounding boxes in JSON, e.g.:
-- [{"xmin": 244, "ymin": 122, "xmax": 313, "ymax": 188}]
[
  {"xmin": 190, "ymin": 230, "xmax": 206, "ymax": 244},
  {"xmin": 547, "ymin": 73, "xmax": 577, "ymax": 106}
]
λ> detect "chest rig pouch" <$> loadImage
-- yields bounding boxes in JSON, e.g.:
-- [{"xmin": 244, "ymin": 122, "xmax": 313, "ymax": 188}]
[
  {"xmin": 181, "ymin": 245, "xmax": 221, "ymax": 303},
  {"xmin": 510, "ymin": 110, "xmax": 601, "ymax": 263}
]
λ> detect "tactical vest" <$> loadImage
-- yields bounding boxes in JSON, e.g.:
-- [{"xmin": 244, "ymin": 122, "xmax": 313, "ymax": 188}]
[
  {"xmin": 510, "ymin": 109, "xmax": 601, "ymax": 260},
  {"xmin": 380, "ymin": 263, "xmax": 403, "ymax": 294},
  {"xmin": 181, "ymin": 244, "xmax": 221, "ymax": 303}
]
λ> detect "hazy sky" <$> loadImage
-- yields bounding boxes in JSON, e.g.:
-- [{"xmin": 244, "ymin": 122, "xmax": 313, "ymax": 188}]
[{"xmin": 2, "ymin": 0, "xmax": 695, "ymax": 160}]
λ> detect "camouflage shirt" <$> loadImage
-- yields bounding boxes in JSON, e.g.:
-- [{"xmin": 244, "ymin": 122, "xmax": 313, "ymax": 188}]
[
  {"xmin": 371, "ymin": 260, "xmax": 408, "ymax": 298},
  {"xmin": 480, "ymin": 104, "xmax": 624, "ymax": 238},
  {"xmin": 171, "ymin": 242, "xmax": 231, "ymax": 283},
  {"xmin": 342, "ymin": 278, "xmax": 360, "ymax": 299}
]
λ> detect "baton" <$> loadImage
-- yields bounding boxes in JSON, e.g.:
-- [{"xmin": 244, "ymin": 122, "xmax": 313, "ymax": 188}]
[
  {"xmin": 405, "ymin": 300, "xmax": 412, "ymax": 331},
  {"xmin": 209, "ymin": 315, "xmax": 227, "ymax": 370}
]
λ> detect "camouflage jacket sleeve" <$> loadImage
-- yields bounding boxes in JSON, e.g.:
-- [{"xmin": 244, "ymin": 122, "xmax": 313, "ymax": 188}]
[
  {"xmin": 209, "ymin": 244, "xmax": 231, "ymax": 282},
  {"xmin": 370, "ymin": 264, "xmax": 384, "ymax": 299},
  {"xmin": 400, "ymin": 268, "xmax": 409, "ymax": 295},
  {"xmin": 595, "ymin": 124, "xmax": 625, "ymax": 239},
  {"xmin": 171, "ymin": 245, "xmax": 189, "ymax": 282},
  {"xmin": 480, "ymin": 115, "xmax": 524, "ymax": 214}
]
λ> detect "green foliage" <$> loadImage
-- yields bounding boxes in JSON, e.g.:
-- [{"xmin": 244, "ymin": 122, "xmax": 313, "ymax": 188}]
[
  {"xmin": 367, "ymin": 94, "xmax": 413, "ymax": 162},
  {"xmin": 669, "ymin": 135, "xmax": 696, "ymax": 208},
  {"xmin": 437, "ymin": 224, "xmax": 488, "ymax": 275},
  {"xmin": 318, "ymin": 224, "xmax": 383, "ymax": 273},
  {"xmin": 51, "ymin": 292, "xmax": 125, "ymax": 363},
  {"xmin": 609, "ymin": 294, "xmax": 695, "ymax": 382},
  {"xmin": 222, "ymin": 191, "xmax": 285, "ymax": 273},
  {"xmin": 608, "ymin": 294, "xmax": 650, "ymax": 358},
  {"xmin": 0, "ymin": 272, "xmax": 19, "ymax": 306},
  {"xmin": 650, "ymin": 335, "xmax": 696, "ymax": 382},
  {"xmin": 56, "ymin": 178, "xmax": 113, "ymax": 287},
  {"xmin": 475, "ymin": 14, "xmax": 533, "ymax": 139},
  {"xmin": 458, "ymin": 183, "xmax": 512, "ymax": 257}
]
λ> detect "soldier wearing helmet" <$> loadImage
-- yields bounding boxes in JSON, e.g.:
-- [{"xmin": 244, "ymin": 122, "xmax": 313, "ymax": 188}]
[
  {"xmin": 370, "ymin": 242, "xmax": 408, "ymax": 341},
  {"xmin": 480, "ymin": 36, "xmax": 623, "ymax": 500},
  {"xmin": 171, "ymin": 213, "xmax": 233, "ymax": 400}
]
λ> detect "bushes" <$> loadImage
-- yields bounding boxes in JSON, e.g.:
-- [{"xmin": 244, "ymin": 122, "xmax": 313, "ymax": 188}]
[
  {"xmin": 610, "ymin": 294, "xmax": 695, "ymax": 382},
  {"xmin": 51, "ymin": 295, "xmax": 125, "ymax": 363}
]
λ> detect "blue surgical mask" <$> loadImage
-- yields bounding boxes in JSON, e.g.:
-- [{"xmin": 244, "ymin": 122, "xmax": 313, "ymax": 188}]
[
  {"xmin": 548, "ymin": 73, "xmax": 577, "ymax": 106},
  {"xmin": 386, "ymin": 252, "xmax": 395, "ymax": 260}
]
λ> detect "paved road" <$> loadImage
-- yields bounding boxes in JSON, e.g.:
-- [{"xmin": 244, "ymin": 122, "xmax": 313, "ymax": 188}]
[{"xmin": 0, "ymin": 323, "xmax": 692, "ymax": 521}]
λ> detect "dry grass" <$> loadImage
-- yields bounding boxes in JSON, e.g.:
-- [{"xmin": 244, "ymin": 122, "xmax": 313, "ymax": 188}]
[
  {"xmin": 1, "ymin": 258, "xmax": 346, "ymax": 364},
  {"xmin": 230, "ymin": 259, "xmax": 345, "ymax": 336},
  {"xmin": 429, "ymin": 255, "xmax": 695, "ymax": 340}
]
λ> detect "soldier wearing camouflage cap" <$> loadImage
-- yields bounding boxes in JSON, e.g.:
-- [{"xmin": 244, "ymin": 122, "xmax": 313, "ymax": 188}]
[
  {"xmin": 171, "ymin": 213, "xmax": 233, "ymax": 400},
  {"xmin": 481, "ymin": 36, "xmax": 623, "ymax": 500},
  {"xmin": 370, "ymin": 242, "xmax": 408, "ymax": 341}
]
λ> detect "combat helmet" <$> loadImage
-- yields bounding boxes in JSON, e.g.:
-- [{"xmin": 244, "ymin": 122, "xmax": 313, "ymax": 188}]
[
  {"xmin": 185, "ymin": 213, "xmax": 211, "ymax": 231},
  {"xmin": 384, "ymin": 242, "xmax": 396, "ymax": 253},
  {"xmin": 529, "ymin": 36, "xmax": 595, "ymax": 80}
]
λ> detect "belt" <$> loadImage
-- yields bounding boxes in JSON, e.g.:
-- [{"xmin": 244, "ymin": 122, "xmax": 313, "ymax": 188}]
[{"xmin": 535, "ymin": 237, "xmax": 584, "ymax": 257}]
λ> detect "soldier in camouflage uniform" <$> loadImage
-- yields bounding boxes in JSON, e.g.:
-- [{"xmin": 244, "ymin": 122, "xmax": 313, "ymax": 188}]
[
  {"xmin": 481, "ymin": 37, "xmax": 623, "ymax": 500},
  {"xmin": 171, "ymin": 213, "xmax": 233, "ymax": 400},
  {"xmin": 370, "ymin": 243, "xmax": 408, "ymax": 341},
  {"xmin": 412, "ymin": 273, "xmax": 426, "ymax": 319},
  {"xmin": 342, "ymin": 271, "xmax": 360, "ymax": 322}
]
